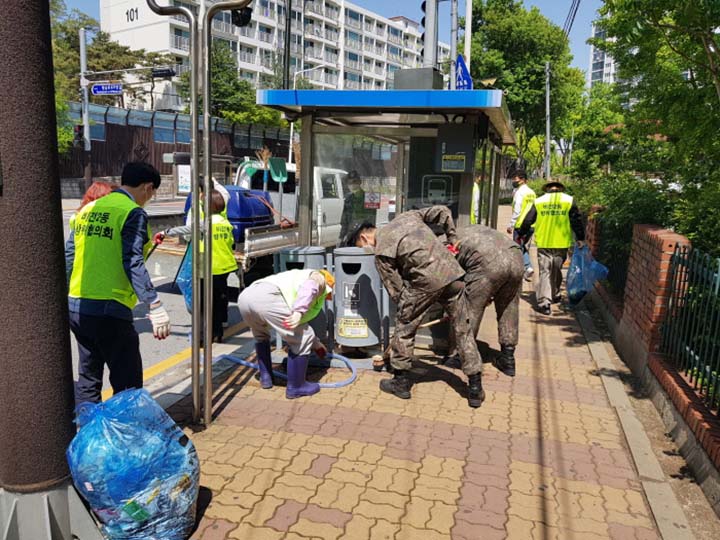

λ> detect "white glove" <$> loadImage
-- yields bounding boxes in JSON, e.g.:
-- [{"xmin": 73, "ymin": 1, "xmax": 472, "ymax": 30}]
[
  {"xmin": 283, "ymin": 311, "xmax": 303, "ymax": 330},
  {"xmin": 148, "ymin": 303, "xmax": 171, "ymax": 340}
]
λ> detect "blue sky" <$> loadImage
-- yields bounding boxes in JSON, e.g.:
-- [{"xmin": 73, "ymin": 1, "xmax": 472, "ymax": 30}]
[{"xmin": 66, "ymin": 0, "xmax": 602, "ymax": 71}]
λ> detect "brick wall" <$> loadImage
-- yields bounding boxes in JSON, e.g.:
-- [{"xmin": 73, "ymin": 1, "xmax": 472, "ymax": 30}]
[{"xmin": 622, "ymin": 225, "xmax": 691, "ymax": 354}]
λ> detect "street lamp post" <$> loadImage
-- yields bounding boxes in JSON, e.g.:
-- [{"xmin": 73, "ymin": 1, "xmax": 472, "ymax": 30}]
[{"xmin": 288, "ymin": 65, "xmax": 327, "ymax": 163}]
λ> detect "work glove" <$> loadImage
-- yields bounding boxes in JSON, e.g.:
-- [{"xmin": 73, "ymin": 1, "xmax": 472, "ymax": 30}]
[
  {"xmin": 446, "ymin": 243, "xmax": 459, "ymax": 256},
  {"xmin": 153, "ymin": 230, "xmax": 167, "ymax": 245},
  {"xmin": 283, "ymin": 311, "xmax": 303, "ymax": 330},
  {"xmin": 314, "ymin": 343, "xmax": 327, "ymax": 360},
  {"xmin": 148, "ymin": 303, "xmax": 171, "ymax": 340}
]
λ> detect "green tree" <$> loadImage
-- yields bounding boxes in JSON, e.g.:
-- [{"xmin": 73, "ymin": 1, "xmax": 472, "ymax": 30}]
[
  {"xmin": 469, "ymin": 0, "xmax": 585, "ymax": 160},
  {"xmin": 178, "ymin": 40, "xmax": 284, "ymax": 125}
]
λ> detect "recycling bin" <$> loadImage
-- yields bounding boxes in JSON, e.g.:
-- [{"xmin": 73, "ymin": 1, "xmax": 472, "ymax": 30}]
[
  {"xmin": 332, "ymin": 247, "xmax": 385, "ymax": 348},
  {"xmin": 276, "ymin": 246, "xmax": 330, "ymax": 342}
]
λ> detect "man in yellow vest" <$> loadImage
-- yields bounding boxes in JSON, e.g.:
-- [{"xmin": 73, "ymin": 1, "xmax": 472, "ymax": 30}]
[
  {"xmin": 507, "ymin": 169, "xmax": 536, "ymax": 280},
  {"xmin": 517, "ymin": 179, "xmax": 586, "ymax": 315},
  {"xmin": 66, "ymin": 162, "xmax": 171, "ymax": 404},
  {"xmin": 237, "ymin": 269, "xmax": 334, "ymax": 399}
]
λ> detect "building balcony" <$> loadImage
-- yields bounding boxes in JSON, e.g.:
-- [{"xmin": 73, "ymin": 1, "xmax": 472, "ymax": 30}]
[
  {"xmin": 374, "ymin": 66, "xmax": 384, "ymax": 76},
  {"xmin": 306, "ymin": 49, "xmax": 324, "ymax": 61},
  {"xmin": 325, "ymin": 30, "xmax": 339, "ymax": 42},
  {"xmin": 212, "ymin": 20, "xmax": 234, "ymax": 35},
  {"xmin": 388, "ymin": 34, "xmax": 402, "ymax": 45},
  {"xmin": 324, "ymin": 52, "xmax": 338, "ymax": 63},
  {"xmin": 345, "ymin": 17, "xmax": 361, "ymax": 29},
  {"xmin": 346, "ymin": 39, "xmax": 361, "ymax": 52},
  {"xmin": 258, "ymin": 32, "xmax": 273, "ymax": 44},
  {"xmin": 345, "ymin": 59, "xmax": 360, "ymax": 71},
  {"xmin": 260, "ymin": 57, "xmax": 274, "ymax": 69},
  {"xmin": 239, "ymin": 52, "xmax": 256, "ymax": 64},
  {"xmin": 364, "ymin": 23, "xmax": 374, "ymax": 33},
  {"xmin": 363, "ymin": 63, "xmax": 373, "ymax": 73},
  {"xmin": 326, "ymin": 73, "xmax": 338, "ymax": 85},
  {"xmin": 345, "ymin": 79, "xmax": 360, "ymax": 89},
  {"xmin": 238, "ymin": 26, "xmax": 255, "ymax": 39},
  {"xmin": 306, "ymin": 2, "xmax": 324, "ymax": 17},
  {"xmin": 171, "ymin": 35, "xmax": 190, "ymax": 52},
  {"xmin": 171, "ymin": 13, "xmax": 189, "ymax": 24},
  {"xmin": 174, "ymin": 63, "xmax": 191, "ymax": 75}
]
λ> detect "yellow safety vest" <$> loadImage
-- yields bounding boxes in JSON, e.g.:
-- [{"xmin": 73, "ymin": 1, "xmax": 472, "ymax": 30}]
[
  {"xmin": 209, "ymin": 214, "xmax": 238, "ymax": 275},
  {"xmin": 68, "ymin": 191, "xmax": 152, "ymax": 309},
  {"xmin": 532, "ymin": 192, "xmax": 574, "ymax": 249},
  {"xmin": 258, "ymin": 269, "xmax": 327, "ymax": 325},
  {"xmin": 514, "ymin": 186, "xmax": 537, "ymax": 229},
  {"xmin": 470, "ymin": 182, "xmax": 480, "ymax": 225}
]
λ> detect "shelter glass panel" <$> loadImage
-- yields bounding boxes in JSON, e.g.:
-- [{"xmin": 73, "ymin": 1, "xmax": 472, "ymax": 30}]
[{"xmin": 313, "ymin": 133, "xmax": 397, "ymax": 247}]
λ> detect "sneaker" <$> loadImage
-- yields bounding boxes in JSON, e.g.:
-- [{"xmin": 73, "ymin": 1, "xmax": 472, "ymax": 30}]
[{"xmin": 524, "ymin": 267, "xmax": 534, "ymax": 281}]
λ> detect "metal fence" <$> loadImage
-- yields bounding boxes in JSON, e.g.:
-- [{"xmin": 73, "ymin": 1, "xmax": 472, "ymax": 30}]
[{"xmin": 662, "ymin": 244, "xmax": 720, "ymax": 413}]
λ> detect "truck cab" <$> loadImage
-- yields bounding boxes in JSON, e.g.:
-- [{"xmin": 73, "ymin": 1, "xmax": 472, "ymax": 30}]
[{"xmin": 233, "ymin": 159, "xmax": 348, "ymax": 247}]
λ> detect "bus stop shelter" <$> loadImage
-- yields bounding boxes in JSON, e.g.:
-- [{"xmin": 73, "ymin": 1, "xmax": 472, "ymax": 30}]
[{"xmin": 256, "ymin": 89, "xmax": 516, "ymax": 247}]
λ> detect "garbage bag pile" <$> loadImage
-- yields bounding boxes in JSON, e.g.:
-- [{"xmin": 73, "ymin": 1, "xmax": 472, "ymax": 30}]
[
  {"xmin": 67, "ymin": 389, "xmax": 199, "ymax": 540},
  {"xmin": 567, "ymin": 245, "xmax": 609, "ymax": 305}
]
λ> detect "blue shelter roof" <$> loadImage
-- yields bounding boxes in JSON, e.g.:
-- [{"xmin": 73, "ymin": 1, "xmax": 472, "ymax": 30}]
[{"xmin": 256, "ymin": 89, "xmax": 515, "ymax": 145}]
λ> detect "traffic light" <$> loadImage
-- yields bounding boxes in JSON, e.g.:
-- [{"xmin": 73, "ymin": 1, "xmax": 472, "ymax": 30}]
[
  {"xmin": 420, "ymin": 0, "xmax": 438, "ymax": 67},
  {"xmin": 73, "ymin": 125, "xmax": 84, "ymax": 147},
  {"xmin": 232, "ymin": 7, "xmax": 252, "ymax": 27}
]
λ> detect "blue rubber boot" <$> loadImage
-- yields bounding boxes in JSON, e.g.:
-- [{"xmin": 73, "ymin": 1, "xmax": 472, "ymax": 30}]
[
  {"xmin": 255, "ymin": 341, "xmax": 274, "ymax": 389},
  {"xmin": 286, "ymin": 353, "xmax": 320, "ymax": 399}
]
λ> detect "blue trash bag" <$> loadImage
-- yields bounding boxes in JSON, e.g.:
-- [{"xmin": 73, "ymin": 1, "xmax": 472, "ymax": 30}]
[
  {"xmin": 67, "ymin": 389, "xmax": 200, "ymax": 540},
  {"xmin": 567, "ymin": 245, "xmax": 609, "ymax": 305},
  {"xmin": 176, "ymin": 246, "xmax": 193, "ymax": 312}
]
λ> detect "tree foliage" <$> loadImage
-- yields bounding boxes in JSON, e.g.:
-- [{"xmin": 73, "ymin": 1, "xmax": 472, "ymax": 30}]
[
  {"xmin": 177, "ymin": 40, "xmax": 284, "ymax": 126},
  {"xmin": 571, "ymin": 1, "xmax": 720, "ymax": 256},
  {"xmin": 469, "ymin": 0, "xmax": 584, "ymax": 158}
]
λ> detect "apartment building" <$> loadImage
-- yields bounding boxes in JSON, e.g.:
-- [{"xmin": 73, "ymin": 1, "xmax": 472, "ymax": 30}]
[
  {"xmin": 588, "ymin": 22, "xmax": 616, "ymax": 87},
  {"xmin": 100, "ymin": 0, "xmax": 451, "ymax": 110}
]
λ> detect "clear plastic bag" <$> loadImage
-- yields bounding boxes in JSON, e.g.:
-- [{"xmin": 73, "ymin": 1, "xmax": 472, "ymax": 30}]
[
  {"xmin": 567, "ymin": 245, "xmax": 609, "ymax": 305},
  {"xmin": 176, "ymin": 247, "xmax": 193, "ymax": 312},
  {"xmin": 67, "ymin": 389, "xmax": 199, "ymax": 540}
]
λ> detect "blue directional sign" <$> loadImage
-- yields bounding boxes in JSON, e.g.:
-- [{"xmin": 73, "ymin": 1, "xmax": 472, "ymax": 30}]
[
  {"xmin": 91, "ymin": 83, "xmax": 123, "ymax": 96},
  {"xmin": 455, "ymin": 54, "xmax": 473, "ymax": 90}
]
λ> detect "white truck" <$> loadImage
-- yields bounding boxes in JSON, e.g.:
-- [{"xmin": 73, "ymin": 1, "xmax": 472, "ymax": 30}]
[{"xmin": 233, "ymin": 159, "xmax": 349, "ymax": 248}]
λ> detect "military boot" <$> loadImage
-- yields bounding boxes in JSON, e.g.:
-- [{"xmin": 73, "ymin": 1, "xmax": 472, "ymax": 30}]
[
  {"xmin": 467, "ymin": 373, "xmax": 485, "ymax": 408},
  {"xmin": 494, "ymin": 345, "xmax": 516, "ymax": 377},
  {"xmin": 379, "ymin": 370, "xmax": 411, "ymax": 399}
]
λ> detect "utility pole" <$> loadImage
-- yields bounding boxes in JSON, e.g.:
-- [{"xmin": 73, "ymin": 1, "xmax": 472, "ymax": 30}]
[
  {"xmin": 450, "ymin": 0, "xmax": 458, "ymax": 89},
  {"xmin": 79, "ymin": 27, "xmax": 92, "ymax": 190},
  {"xmin": 464, "ymin": 0, "xmax": 472, "ymax": 69},
  {"xmin": 545, "ymin": 61, "xmax": 551, "ymax": 180},
  {"xmin": 0, "ymin": 1, "xmax": 102, "ymax": 538},
  {"xmin": 422, "ymin": 0, "xmax": 438, "ymax": 68},
  {"xmin": 283, "ymin": 0, "xmax": 292, "ymax": 89}
]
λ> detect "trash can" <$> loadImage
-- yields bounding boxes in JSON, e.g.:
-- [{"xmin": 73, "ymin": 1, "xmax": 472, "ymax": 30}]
[
  {"xmin": 332, "ymin": 247, "xmax": 384, "ymax": 348},
  {"xmin": 276, "ymin": 246, "xmax": 329, "ymax": 342}
]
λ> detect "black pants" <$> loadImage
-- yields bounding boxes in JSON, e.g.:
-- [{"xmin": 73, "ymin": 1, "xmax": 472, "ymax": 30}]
[
  {"xmin": 70, "ymin": 311, "xmax": 143, "ymax": 405},
  {"xmin": 201, "ymin": 273, "xmax": 231, "ymax": 341}
]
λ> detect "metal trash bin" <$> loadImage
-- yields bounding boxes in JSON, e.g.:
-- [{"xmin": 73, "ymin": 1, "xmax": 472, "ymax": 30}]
[
  {"xmin": 276, "ymin": 247, "xmax": 330, "ymax": 342},
  {"xmin": 332, "ymin": 247, "xmax": 386, "ymax": 348}
]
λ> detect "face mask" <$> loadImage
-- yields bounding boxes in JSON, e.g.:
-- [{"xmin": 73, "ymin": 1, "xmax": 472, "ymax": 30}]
[{"xmin": 512, "ymin": 181, "xmax": 521, "ymax": 188}]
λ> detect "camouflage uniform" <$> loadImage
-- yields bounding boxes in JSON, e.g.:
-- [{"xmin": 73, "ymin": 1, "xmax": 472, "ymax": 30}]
[
  {"xmin": 456, "ymin": 226, "xmax": 524, "ymax": 361},
  {"xmin": 340, "ymin": 190, "xmax": 377, "ymax": 243},
  {"xmin": 374, "ymin": 206, "xmax": 482, "ymax": 376}
]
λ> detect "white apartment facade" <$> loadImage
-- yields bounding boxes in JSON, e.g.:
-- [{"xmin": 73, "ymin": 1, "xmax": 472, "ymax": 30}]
[
  {"xmin": 588, "ymin": 22, "xmax": 616, "ymax": 88},
  {"xmin": 100, "ymin": 0, "xmax": 451, "ymax": 110}
]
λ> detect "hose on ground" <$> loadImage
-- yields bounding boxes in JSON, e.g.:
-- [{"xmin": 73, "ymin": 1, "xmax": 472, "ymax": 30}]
[{"xmin": 219, "ymin": 353, "xmax": 357, "ymax": 388}]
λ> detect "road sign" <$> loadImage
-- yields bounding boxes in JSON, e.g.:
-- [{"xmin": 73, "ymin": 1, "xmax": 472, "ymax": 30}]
[
  {"xmin": 454, "ymin": 55, "xmax": 473, "ymax": 90},
  {"xmin": 90, "ymin": 83, "xmax": 123, "ymax": 96}
]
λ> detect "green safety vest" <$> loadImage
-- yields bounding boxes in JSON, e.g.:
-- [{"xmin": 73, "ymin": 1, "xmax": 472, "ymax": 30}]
[
  {"xmin": 514, "ymin": 187, "xmax": 537, "ymax": 229},
  {"xmin": 470, "ymin": 182, "xmax": 480, "ymax": 225},
  {"xmin": 68, "ymin": 191, "xmax": 152, "ymax": 309},
  {"xmin": 533, "ymin": 192, "xmax": 574, "ymax": 249},
  {"xmin": 258, "ymin": 269, "xmax": 327, "ymax": 325},
  {"xmin": 209, "ymin": 214, "xmax": 238, "ymax": 275}
]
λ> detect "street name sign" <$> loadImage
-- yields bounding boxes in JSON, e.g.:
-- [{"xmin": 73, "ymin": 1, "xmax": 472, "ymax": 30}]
[{"xmin": 91, "ymin": 83, "xmax": 123, "ymax": 96}]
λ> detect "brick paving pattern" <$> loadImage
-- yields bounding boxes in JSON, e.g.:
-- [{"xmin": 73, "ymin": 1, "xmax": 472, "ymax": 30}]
[{"xmin": 168, "ymin": 282, "xmax": 663, "ymax": 540}]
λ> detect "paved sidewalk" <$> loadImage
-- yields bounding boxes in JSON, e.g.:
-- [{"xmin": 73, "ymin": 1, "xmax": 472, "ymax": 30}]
[{"xmin": 168, "ymin": 283, "xmax": 668, "ymax": 539}]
